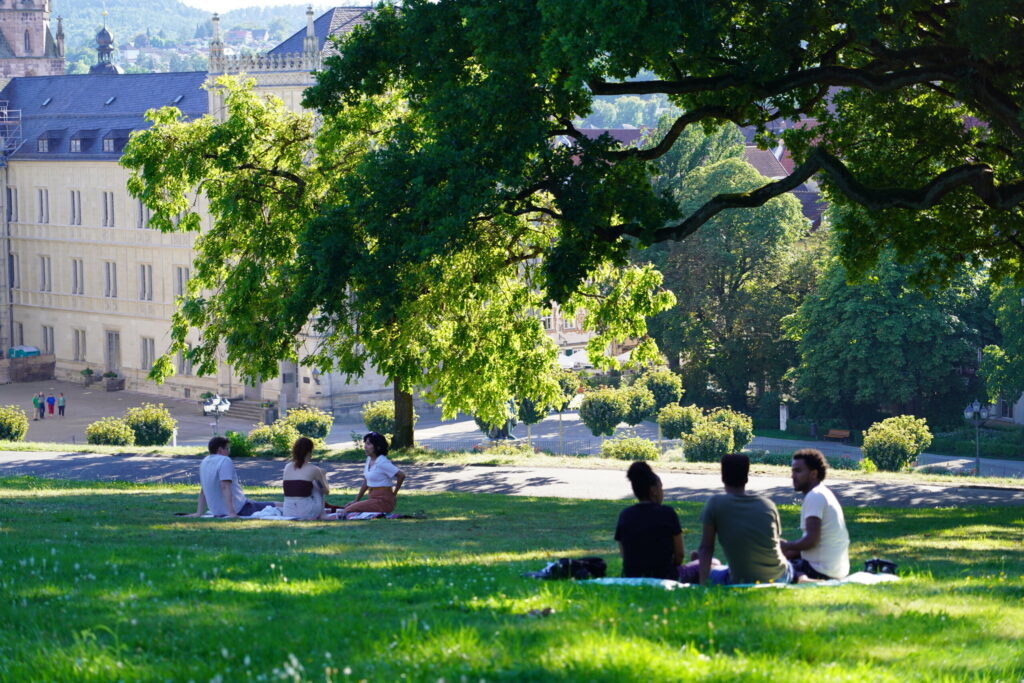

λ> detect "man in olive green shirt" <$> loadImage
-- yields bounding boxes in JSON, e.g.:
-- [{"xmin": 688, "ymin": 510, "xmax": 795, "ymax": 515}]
[{"xmin": 698, "ymin": 453, "xmax": 793, "ymax": 585}]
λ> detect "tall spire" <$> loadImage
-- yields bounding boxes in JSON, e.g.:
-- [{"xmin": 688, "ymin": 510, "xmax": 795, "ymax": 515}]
[
  {"xmin": 55, "ymin": 15, "xmax": 64, "ymax": 58},
  {"xmin": 303, "ymin": 5, "xmax": 317, "ymax": 55}
]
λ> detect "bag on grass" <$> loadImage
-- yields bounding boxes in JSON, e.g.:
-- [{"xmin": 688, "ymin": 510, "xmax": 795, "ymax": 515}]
[
  {"xmin": 864, "ymin": 558, "xmax": 898, "ymax": 575},
  {"xmin": 524, "ymin": 557, "xmax": 607, "ymax": 580}
]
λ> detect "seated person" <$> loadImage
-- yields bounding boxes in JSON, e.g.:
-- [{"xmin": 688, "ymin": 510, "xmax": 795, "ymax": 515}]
[
  {"xmin": 342, "ymin": 432, "xmax": 405, "ymax": 514},
  {"xmin": 780, "ymin": 449, "xmax": 850, "ymax": 580},
  {"xmin": 698, "ymin": 453, "xmax": 795, "ymax": 585},
  {"xmin": 614, "ymin": 461, "xmax": 683, "ymax": 579},
  {"xmin": 187, "ymin": 435, "xmax": 277, "ymax": 518},
  {"xmin": 282, "ymin": 437, "xmax": 330, "ymax": 520}
]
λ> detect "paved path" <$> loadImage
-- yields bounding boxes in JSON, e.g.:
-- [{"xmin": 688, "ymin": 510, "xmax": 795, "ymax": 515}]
[{"xmin": 2, "ymin": 450, "xmax": 1021, "ymax": 508}]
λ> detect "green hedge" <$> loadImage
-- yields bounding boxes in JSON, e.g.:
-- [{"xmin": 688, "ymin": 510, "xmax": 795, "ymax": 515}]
[
  {"xmin": 123, "ymin": 403, "xmax": 177, "ymax": 446},
  {"xmin": 601, "ymin": 436, "xmax": 660, "ymax": 461},
  {"xmin": 281, "ymin": 406, "xmax": 334, "ymax": 439},
  {"xmin": 85, "ymin": 417, "xmax": 135, "ymax": 446},
  {"xmin": 0, "ymin": 405, "xmax": 29, "ymax": 441}
]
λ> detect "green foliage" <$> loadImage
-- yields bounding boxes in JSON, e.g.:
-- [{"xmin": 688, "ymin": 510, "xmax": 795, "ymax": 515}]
[
  {"xmin": 122, "ymin": 403, "xmax": 177, "ymax": 446},
  {"xmin": 0, "ymin": 405, "xmax": 29, "ymax": 441},
  {"xmin": 862, "ymin": 415, "xmax": 933, "ymax": 472},
  {"xmin": 556, "ymin": 371, "xmax": 582, "ymax": 411},
  {"xmin": 620, "ymin": 384, "xmax": 656, "ymax": 426},
  {"xmin": 859, "ymin": 457, "xmax": 878, "ymax": 474},
  {"xmin": 267, "ymin": 422, "xmax": 302, "ymax": 458},
  {"xmin": 280, "ymin": 406, "xmax": 334, "ymax": 439},
  {"xmin": 517, "ymin": 397, "xmax": 547, "ymax": 426},
  {"xmin": 85, "ymin": 418, "xmax": 136, "ymax": 446},
  {"xmin": 707, "ymin": 408, "xmax": 755, "ymax": 451},
  {"xmin": 656, "ymin": 403, "xmax": 705, "ymax": 440},
  {"xmin": 789, "ymin": 250, "xmax": 979, "ymax": 427},
  {"xmin": 634, "ymin": 368, "xmax": 683, "ymax": 411},
  {"xmin": 578, "ymin": 389, "xmax": 628, "ymax": 437},
  {"xmin": 682, "ymin": 421, "xmax": 734, "ymax": 463},
  {"xmin": 361, "ymin": 400, "xmax": 419, "ymax": 436},
  {"xmin": 247, "ymin": 424, "xmax": 273, "ymax": 447},
  {"xmin": 600, "ymin": 436, "xmax": 660, "ymax": 462},
  {"xmin": 225, "ymin": 431, "xmax": 254, "ymax": 459}
]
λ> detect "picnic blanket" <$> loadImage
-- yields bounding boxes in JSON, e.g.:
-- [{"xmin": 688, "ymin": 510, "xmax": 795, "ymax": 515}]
[
  {"xmin": 580, "ymin": 571, "xmax": 900, "ymax": 590},
  {"xmin": 186, "ymin": 509, "xmax": 426, "ymax": 521}
]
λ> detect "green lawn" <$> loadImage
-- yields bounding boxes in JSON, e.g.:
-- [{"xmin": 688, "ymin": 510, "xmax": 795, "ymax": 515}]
[{"xmin": 1, "ymin": 477, "xmax": 1022, "ymax": 681}]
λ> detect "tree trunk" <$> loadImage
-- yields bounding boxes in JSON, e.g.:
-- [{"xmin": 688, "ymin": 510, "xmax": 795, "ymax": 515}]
[{"xmin": 392, "ymin": 382, "xmax": 415, "ymax": 450}]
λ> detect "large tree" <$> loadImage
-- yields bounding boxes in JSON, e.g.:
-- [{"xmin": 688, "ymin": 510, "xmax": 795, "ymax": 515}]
[
  {"xmin": 307, "ymin": 0, "xmax": 1024, "ymax": 293},
  {"xmin": 123, "ymin": 78, "xmax": 673, "ymax": 446}
]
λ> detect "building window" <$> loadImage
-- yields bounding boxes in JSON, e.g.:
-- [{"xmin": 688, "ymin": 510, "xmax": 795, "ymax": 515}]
[
  {"xmin": 174, "ymin": 266, "xmax": 190, "ymax": 297},
  {"xmin": 177, "ymin": 345, "xmax": 193, "ymax": 376},
  {"xmin": 69, "ymin": 190, "xmax": 81, "ymax": 225},
  {"xmin": 101, "ymin": 191, "xmax": 115, "ymax": 227},
  {"xmin": 71, "ymin": 258, "xmax": 84, "ymax": 295},
  {"xmin": 102, "ymin": 138, "xmax": 115, "ymax": 153},
  {"xmin": 138, "ymin": 264, "xmax": 153, "ymax": 301},
  {"xmin": 541, "ymin": 314, "xmax": 552, "ymax": 331},
  {"xmin": 136, "ymin": 200, "xmax": 151, "ymax": 229},
  {"xmin": 36, "ymin": 188, "xmax": 49, "ymax": 223},
  {"xmin": 104, "ymin": 261, "xmax": 117, "ymax": 298},
  {"xmin": 41, "ymin": 325, "xmax": 54, "ymax": 354},
  {"xmin": 70, "ymin": 139, "xmax": 81, "ymax": 153},
  {"xmin": 562, "ymin": 313, "xmax": 578, "ymax": 330},
  {"xmin": 38, "ymin": 255, "xmax": 51, "ymax": 292},
  {"xmin": 6, "ymin": 187, "xmax": 18, "ymax": 222},
  {"xmin": 36, "ymin": 138, "xmax": 48, "ymax": 153},
  {"xmin": 14, "ymin": 321, "xmax": 23, "ymax": 346},
  {"xmin": 23, "ymin": 30, "xmax": 30, "ymax": 54},
  {"xmin": 140, "ymin": 336, "xmax": 156, "ymax": 370},
  {"xmin": 72, "ymin": 329, "xmax": 87, "ymax": 361},
  {"xmin": 8, "ymin": 252, "xmax": 19, "ymax": 288},
  {"xmin": 999, "ymin": 399, "xmax": 1015, "ymax": 420}
]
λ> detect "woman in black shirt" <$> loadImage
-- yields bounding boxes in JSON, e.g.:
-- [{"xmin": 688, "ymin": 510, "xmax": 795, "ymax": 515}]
[{"xmin": 614, "ymin": 461, "xmax": 684, "ymax": 579}]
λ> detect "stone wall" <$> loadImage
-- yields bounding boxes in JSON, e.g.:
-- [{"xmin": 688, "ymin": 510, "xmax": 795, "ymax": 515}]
[{"xmin": 0, "ymin": 353, "xmax": 55, "ymax": 382}]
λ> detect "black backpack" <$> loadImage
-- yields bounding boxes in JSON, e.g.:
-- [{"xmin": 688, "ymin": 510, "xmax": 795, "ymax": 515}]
[{"xmin": 524, "ymin": 556, "xmax": 608, "ymax": 580}]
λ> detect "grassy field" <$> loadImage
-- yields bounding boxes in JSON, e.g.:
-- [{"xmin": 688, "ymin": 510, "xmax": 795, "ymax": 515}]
[{"xmin": 0, "ymin": 477, "xmax": 1021, "ymax": 681}]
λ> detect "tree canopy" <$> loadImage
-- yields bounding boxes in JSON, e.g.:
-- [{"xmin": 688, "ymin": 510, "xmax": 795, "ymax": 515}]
[
  {"xmin": 123, "ymin": 78, "xmax": 672, "ymax": 438},
  {"xmin": 308, "ymin": 0, "xmax": 1024, "ymax": 290}
]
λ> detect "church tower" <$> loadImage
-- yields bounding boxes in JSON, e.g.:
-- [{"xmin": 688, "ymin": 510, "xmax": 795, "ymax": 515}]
[{"xmin": 0, "ymin": 0, "xmax": 65, "ymax": 79}]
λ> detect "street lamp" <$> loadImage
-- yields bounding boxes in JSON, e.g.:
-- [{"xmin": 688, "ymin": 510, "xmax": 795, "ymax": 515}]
[{"xmin": 963, "ymin": 399, "xmax": 989, "ymax": 477}]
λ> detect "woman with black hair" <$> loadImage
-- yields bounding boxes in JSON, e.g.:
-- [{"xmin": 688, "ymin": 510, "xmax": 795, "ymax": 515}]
[
  {"xmin": 342, "ymin": 431, "xmax": 406, "ymax": 514},
  {"xmin": 614, "ymin": 461, "xmax": 684, "ymax": 579}
]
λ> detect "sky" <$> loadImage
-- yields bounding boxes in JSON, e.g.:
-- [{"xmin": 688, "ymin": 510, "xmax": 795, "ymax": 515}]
[{"xmin": 178, "ymin": 0, "xmax": 372, "ymax": 14}]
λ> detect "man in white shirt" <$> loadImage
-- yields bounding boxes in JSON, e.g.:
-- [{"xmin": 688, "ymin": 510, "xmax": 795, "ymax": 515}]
[
  {"xmin": 781, "ymin": 448, "xmax": 850, "ymax": 580},
  {"xmin": 187, "ymin": 436, "xmax": 276, "ymax": 518}
]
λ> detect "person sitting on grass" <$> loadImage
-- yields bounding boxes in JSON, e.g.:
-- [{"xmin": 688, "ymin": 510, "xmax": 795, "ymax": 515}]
[
  {"xmin": 342, "ymin": 432, "xmax": 405, "ymax": 515},
  {"xmin": 780, "ymin": 448, "xmax": 850, "ymax": 580},
  {"xmin": 282, "ymin": 437, "xmax": 331, "ymax": 520},
  {"xmin": 698, "ymin": 453, "xmax": 800, "ymax": 585},
  {"xmin": 614, "ymin": 461, "xmax": 683, "ymax": 579},
  {"xmin": 187, "ymin": 435, "xmax": 277, "ymax": 518}
]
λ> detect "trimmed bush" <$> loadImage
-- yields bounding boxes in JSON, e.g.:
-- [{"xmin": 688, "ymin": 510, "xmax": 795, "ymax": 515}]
[
  {"xmin": 635, "ymin": 368, "xmax": 683, "ymax": 411},
  {"xmin": 248, "ymin": 424, "xmax": 274, "ymax": 446},
  {"xmin": 601, "ymin": 436, "xmax": 660, "ymax": 461},
  {"xmin": 682, "ymin": 421, "xmax": 734, "ymax": 463},
  {"xmin": 518, "ymin": 397, "xmax": 548, "ymax": 425},
  {"xmin": 657, "ymin": 403, "xmax": 705, "ymax": 439},
  {"xmin": 708, "ymin": 408, "xmax": 754, "ymax": 451},
  {"xmin": 361, "ymin": 400, "xmax": 420, "ymax": 436},
  {"xmin": 621, "ymin": 385, "xmax": 656, "ymax": 426},
  {"xmin": 85, "ymin": 417, "xmax": 135, "ymax": 446},
  {"xmin": 226, "ymin": 431, "xmax": 254, "ymax": 459},
  {"xmin": 579, "ymin": 389, "xmax": 628, "ymax": 437},
  {"xmin": 268, "ymin": 421, "xmax": 302, "ymax": 457},
  {"xmin": 0, "ymin": 405, "xmax": 29, "ymax": 441},
  {"xmin": 862, "ymin": 415, "xmax": 932, "ymax": 471},
  {"xmin": 281, "ymin": 406, "xmax": 334, "ymax": 439},
  {"xmin": 123, "ymin": 403, "xmax": 177, "ymax": 446}
]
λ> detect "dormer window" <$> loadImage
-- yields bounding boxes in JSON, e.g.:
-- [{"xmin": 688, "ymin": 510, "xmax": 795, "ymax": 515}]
[
  {"xmin": 70, "ymin": 139, "xmax": 81, "ymax": 153},
  {"xmin": 103, "ymin": 138, "xmax": 114, "ymax": 153},
  {"xmin": 37, "ymin": 138, "xmax": 48, "ymax": 153}
]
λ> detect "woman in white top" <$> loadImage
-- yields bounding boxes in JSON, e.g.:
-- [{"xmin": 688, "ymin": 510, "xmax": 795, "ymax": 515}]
[
  {"xmin": 282, "ymin": 437, "xmax": 330, "ymax": 520},
  {"xmin": 343, "ymin": 431, "xmax": 405, "ymax": 514}
]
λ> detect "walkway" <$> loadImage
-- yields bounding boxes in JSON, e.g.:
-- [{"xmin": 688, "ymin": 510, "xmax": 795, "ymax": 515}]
[{"xmin": 1, "ymin": 450, "xmax": 1021, "ymax": 508}]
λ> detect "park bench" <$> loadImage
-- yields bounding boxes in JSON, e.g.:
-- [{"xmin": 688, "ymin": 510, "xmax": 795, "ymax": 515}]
[{"xmin": 824, "ymin": 429, "xmax": 851, "ymax": 441}]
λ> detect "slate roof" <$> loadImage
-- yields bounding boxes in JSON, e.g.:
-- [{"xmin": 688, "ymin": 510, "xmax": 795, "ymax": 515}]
[
  {"xmin": 743, "ymin": 146, "xmax": 788, "ymax": 179},
  {"xmin": 0, "ymin": 71, "xmax": 208, "ymax": 161},
  {"xmin": 268, "ymin": 7, "xmax": 372, "ymax": 58}
]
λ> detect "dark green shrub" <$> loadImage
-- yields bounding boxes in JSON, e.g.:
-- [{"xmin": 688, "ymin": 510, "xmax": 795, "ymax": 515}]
[
  {"xmin": 123, "ymin": 403, "xmax": 177, "ymax": 446},
  {"xmin": 635, "ymin": 369, "xmax": 683, "ymax": 411},
  {"xmin": 0, "ymin": 405, "xmax": 29, "ymax": 441},
  {"xmin": 682, "ymin": 421, "xmax": 734, "ymax": 462},
  {"xmin": 518, "ymin": 397, "xmax": 548, "ymax": 425},
  {"xmin": 281, "ymin": 406, "xmax": 334, "ymax": 439},
  {"xmin": 579, "ymin": 389, "xmax": 628, "ymax": 437},
  {"xmin": 601, "ymin": 436, "xmax": 660, "ymax": 461},
  {"xmin": 708, "ymin": 408, "xmax": 754, "ymax": 451},
  {"xmin": 746, "ymin": 451, "xmax": 793, "ymax": 466},
  {"xmin": 621, "ymin": 385, "xmax": 656, "ymax": 426},
  {"xmin": 226, "ymin": 431, "xmax": 254, "ymax": 458},
  {"xmin": 657, "ymin": 403, "xmax": 705, "ymax": 439},
  {"xmin": 85, "ymin": 417, "xmax": 135, "ymax": 446}
]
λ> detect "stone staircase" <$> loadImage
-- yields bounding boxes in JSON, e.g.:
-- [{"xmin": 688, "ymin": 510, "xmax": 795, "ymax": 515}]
[{"xmin": 222, "ymin": 400, "xmax": 266, "ymax": 425}]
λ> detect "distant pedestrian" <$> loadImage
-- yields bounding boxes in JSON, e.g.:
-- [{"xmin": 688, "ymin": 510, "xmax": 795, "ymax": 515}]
[
  {"xmin": 57, "ymin": 392, "xmax": 65, "ymax": 417},
  {"xmin": 46, "ymin": 392, "xmax": 55, "ymax": 416},
  {"xmin": 31, "ymin": 393, "xmax": 40, "ymax": 421},
  {"xmin": 36, "ymin": 392, "xmax": 45, "ymax": 420}
]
